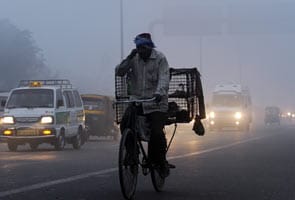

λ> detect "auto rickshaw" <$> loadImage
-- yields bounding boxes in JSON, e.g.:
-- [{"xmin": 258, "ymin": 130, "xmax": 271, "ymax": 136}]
[
  {"xmin": 81, "ymin": 94, "xmax": 119, "ymax": 140},
  {"xmin": 264, "ymin": 106, "xmax": 281, "ymax": 125}
]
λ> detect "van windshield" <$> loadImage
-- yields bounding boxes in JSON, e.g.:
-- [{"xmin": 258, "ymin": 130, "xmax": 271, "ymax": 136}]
[
  {"xmin": 82, "ymin": 97, "xmax": 104, "ymax": 111},
  {"xmin": 7, "ymin": 89, "xmax": 54, "ymax": 108},
  {"xmin": 212, "ymin": 94, "xmax": 242, "ymax": 107}
]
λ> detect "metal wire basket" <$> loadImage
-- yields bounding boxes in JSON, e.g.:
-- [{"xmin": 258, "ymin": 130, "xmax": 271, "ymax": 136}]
[
  {"xmin": 115, "ymin": 68, "xmax": 201, "ymax": 124},
  {"xmin": 167, "ymin": 68, "xmax": 201, "ymax": 124},
  {"xmin": 114, "ymin": 75, "xmax": 129, "ymax": 124}
]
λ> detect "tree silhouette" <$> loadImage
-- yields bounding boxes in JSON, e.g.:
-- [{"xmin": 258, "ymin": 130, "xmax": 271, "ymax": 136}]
[{"xmin": 0, "ymin": 19, "xmax": 52, "ymax": 91}]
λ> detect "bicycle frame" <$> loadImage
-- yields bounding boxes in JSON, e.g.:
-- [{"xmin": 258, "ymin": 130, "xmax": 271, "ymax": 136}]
[
  {"xmin": 116, "ymin": 97, "xmax": 178, "ymax": 199},
  {"xmin": 116, "ymin": 98, "xmax": 177, "ymax": 173}
]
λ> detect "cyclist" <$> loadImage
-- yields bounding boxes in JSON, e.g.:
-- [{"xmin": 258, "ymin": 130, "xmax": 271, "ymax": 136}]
[{"xmin": 115, "ymin": 33, "xmax": 171, "ymax": 177}]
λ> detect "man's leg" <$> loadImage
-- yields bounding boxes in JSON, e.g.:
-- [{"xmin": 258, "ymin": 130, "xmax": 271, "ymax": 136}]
[
  {"xmin": 146, "ymin": 112, "xmax": 169, "ymax": 177},
  {"xmin": 120, "ymin": 105, "xmax": 138, "ymax": 165}
]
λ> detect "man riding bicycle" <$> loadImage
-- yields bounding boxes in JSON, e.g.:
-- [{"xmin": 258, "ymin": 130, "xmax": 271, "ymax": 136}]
[{"xmin": 115, "ymin": 33, "xmax": 171, "ymax": 177}]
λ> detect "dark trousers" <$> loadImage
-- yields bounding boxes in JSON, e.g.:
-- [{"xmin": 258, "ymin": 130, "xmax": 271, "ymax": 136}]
[
  {"xmin": 120, "ymin": 106, "xmax": 167, "ymax": 165},
  {"xmin": 146, "ymin": 111, "xmax": 167, "ymax": 165}
]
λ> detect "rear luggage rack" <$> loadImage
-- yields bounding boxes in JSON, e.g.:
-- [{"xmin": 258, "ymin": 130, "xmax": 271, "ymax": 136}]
[{"xmin": 166, "ymin": 68, "xmax": 200, "ymax": 124}]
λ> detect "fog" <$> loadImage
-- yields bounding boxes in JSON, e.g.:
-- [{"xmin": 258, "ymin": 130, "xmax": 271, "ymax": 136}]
[{"xmin": 1, "ymin": 0, "xmax": 295, "ymax": 112}]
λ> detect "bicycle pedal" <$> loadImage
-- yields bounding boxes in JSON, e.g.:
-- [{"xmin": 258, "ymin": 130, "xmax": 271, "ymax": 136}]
[{"xmin": 168, "ymin": 163, "xmax": 176, "ymax": 169}]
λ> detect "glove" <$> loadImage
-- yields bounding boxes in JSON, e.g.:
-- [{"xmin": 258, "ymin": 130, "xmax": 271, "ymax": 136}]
[
  {"xmin": 153, "ymin": 94, "xmax": 162, "ymax": 103},
  {"xmin": 127, "ymin": 49, "xmax": 137, "ymax": 60}
]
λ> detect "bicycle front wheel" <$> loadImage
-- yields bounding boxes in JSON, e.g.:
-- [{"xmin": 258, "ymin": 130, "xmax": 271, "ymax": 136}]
[
  {"xmin": 151, "ymin": 165, "xmax": 165, "ymax": 192},
  {"xmin": 118, "ymin": 128, "xmax": 138, "ymax": 200}
]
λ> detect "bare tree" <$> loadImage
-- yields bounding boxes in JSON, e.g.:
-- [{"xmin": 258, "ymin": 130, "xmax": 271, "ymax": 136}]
[{"xmin": 0, "ymin": 19, "xmax": 52, "ymax": 91}]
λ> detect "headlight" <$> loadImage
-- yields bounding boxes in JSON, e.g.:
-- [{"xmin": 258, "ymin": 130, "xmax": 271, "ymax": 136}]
[
  {"xmin": 1, "ymin": 116, "xmax": 14, "ymax": 124},
  {"xmin": 234, "ymin": 112, "xmax": 242, "ymax": 119},
  {"xmin": 40, "ymin": 116, "xmax": 54, "ymax": 124},
  {"xmin": 209, "ymin": 111, "xmax": 215, "ymax": 119}
]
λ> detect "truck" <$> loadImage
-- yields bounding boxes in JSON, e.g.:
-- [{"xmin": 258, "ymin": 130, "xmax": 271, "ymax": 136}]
[{"xmin": 208, "ymin": 83, "xmax": 252, "ymax": 132}]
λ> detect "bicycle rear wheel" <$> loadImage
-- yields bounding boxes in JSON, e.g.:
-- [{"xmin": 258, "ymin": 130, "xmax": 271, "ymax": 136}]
[
  {"xmin": 151, "ymin": 165, "xmax": 165, "ymax": 192},
  {"xmin": 119, "ymin": 128, "xmax": 138, "ymax": 200}
]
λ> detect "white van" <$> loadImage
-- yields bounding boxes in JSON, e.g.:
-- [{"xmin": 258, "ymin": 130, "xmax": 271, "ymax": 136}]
[
  {"xmin": 208, "ymin": 83, "xmax": 252, "ymax": 132},
  {"xmin": 0, "ymin": 80, "xmax": 85, "ymax": 151}
]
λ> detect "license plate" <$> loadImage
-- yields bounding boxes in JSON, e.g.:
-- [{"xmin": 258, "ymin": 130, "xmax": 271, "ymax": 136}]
[{"xmin": 17, "ymin": 129, "xmax": 38, "ymax": 136}]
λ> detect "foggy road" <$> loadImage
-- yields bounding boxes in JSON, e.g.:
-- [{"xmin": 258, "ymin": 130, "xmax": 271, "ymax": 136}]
[
  {"xmin": 1, "ymin": 123, "xmax": 295, "ymax": 200},
  {"xmin": 1, "ymin": 1, "xmax": 295, "ymax": 200}
]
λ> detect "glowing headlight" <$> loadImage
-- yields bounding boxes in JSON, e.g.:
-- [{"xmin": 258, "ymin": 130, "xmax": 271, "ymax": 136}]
[
  {"xmin": 1, "ymin": 116, "xmax": 14, "ymax": 124},
  {"xmin": 209, "ymin": 111, "xmax": 215, "ymax": 119},
  {"xmin": 234, "ymin": 112, "xmax": 242, "ymax": 119},
  {"xmin": 41, "ymin": 116, "xmax": 53, "ymax": 124}
]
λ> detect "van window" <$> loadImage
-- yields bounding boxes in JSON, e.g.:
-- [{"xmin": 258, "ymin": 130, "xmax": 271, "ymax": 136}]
[
  {"xmin": 73, "ymin": 90, "xmax": 82, "ymax": 107},
  {"xmin": 0, "ymin": 96, "xmax": 7, "ymax": 111},
  {"xmin": 63, "ymin": 91, "xmax": 75, "ymax": 108},
  {"xmin": 56, "ymin": 89, "xmax": 64, "ymax": 107}
]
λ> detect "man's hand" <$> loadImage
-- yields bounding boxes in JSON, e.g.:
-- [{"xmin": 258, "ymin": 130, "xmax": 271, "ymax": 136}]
[
  {"xmin": 153, "ymin": 94, "xmax": 162, "ymax": 103},
  {"xmin": 127, "ymin": 49, "xmax": 137, "ymax": 60}
]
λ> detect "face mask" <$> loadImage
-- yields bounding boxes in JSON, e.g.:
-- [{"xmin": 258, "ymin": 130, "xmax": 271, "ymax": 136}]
[{"xmin": 137, "ymin": 46, "xmax": 152, "ymax": 61}]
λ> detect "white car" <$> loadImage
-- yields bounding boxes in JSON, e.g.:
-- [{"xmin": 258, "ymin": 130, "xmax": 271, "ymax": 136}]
[{"xmin": 0, "ymin": 80, "xmax": 85, "ymax": 151}]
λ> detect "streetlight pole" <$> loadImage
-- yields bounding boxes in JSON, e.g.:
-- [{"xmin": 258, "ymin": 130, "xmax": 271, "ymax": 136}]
[
  {"xmin": 199, "ymin": 35, "xmax": 203, "ymax": 74},
  {"xmin": 120, "ymin": 0, "xmax": 124, "ymax": 60}
]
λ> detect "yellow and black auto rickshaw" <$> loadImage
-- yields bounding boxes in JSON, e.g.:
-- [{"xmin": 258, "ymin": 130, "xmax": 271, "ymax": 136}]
[{"xmin": 81, "ymin": 94, "xmax": 119, "ymax": 140}]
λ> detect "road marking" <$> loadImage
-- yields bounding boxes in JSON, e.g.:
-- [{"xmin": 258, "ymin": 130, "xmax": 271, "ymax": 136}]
[
  {"xmin": 167, "ymin": 136, "xmax": 264, "ymax": 160},
  {"xmin": 0, "ymin": 168, "xmax": 117, "ymax": 198},
  {"xmin": 0, "ymin": 135, "xmax": 265, "ymax": 198}
]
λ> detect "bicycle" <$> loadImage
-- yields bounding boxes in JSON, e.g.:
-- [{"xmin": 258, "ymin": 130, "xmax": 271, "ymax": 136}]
[
  {"xmin": 115, "ymin": 97, "xmax": 177, "ymax": 200},
  {"xmin": 115, "ymin": 67, "xmax": 205, "ymax": 199}
]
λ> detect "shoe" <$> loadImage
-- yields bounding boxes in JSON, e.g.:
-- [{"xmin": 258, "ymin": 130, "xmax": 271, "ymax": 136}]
[
  {"xmin": 159, "ymin": 161, "xmax": 170, "ymax": 178},
  {"xmin": 168, "ymin": 163, "xmax": 176, "ymax": 169}
]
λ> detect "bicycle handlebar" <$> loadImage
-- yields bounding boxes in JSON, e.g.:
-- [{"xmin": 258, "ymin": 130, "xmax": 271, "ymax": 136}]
[{"xmin": 114, "ymin": 97, "xmax": 156, "ymax": 104}]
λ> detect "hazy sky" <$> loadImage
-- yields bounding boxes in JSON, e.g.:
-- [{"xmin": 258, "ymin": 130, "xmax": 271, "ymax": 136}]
[{"xmin": 1, "ymin": 0, "xmax": 295, "ymax": 111}]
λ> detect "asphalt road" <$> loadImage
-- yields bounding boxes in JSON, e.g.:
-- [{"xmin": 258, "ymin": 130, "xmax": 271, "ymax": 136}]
[{"xmin": 1, "ymin": 122, "xmax": 295, "ymax": 200}]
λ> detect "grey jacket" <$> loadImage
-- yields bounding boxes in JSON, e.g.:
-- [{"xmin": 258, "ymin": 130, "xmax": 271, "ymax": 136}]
[{"xmin": 115, "ymin": 49, "xmax": 170, "ymax": 114}]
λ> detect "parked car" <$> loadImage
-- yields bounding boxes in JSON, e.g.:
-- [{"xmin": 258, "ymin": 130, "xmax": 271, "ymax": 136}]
[{"xmin": 81, "ymin": 94, "xmax": 119, "ymax": 140}]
